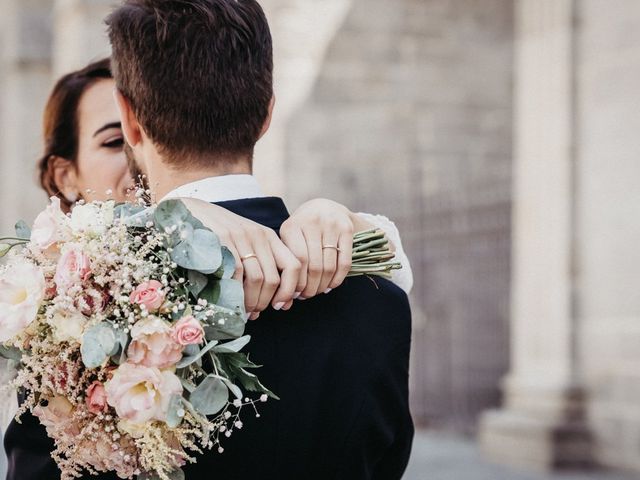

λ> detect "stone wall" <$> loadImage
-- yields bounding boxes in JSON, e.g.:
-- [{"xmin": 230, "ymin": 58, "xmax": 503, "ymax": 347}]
[
  {"xmin": 283, "ymin": 0, "xmax": 514, "ymax": 430},
  {"xmin": 0, "ymin": 0, "xmax": 53, "ymax": 235}
]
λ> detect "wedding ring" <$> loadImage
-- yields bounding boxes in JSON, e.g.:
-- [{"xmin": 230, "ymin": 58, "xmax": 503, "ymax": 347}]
[
  {"xmin": 322, "ymin": 245, "xmax": 341, "ymax": 252},
  {"xmin": 240, "ymin": 253, "xmax": 258, "ymax": 262}
]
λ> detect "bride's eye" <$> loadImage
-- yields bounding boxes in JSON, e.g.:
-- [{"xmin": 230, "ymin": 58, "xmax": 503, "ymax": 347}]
[{"xmin": 102, "ymin": 137, "xmax": 124, "ymax": 149}]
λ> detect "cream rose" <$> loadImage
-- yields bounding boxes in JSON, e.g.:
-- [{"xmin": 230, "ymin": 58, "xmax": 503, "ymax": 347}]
[
  {"xmin": 30, "ymin": 197, "xmax": 67, "ymax": 251},
  {"xmin": 127, "ymin": 317, "xmax": 183, "ymax": 368},
  {"xmin": 69, "ymin": 201, "xmax": 115, "ymax": 236},
  {"xmin": 105, "ymin": 363, "xmax": 182, "ymax": 425},
  {"xmin": 49, "ymin": 311, "xmax": 88, "ymax": 344},
  {"xmin": 0, "ymin": 260, "xmax": 45, "ymax": 342}
]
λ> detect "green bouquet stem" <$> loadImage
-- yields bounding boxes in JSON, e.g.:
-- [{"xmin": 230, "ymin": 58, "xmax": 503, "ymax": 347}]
[
  {"xmin": 0, "ymin": 237, "xmax": 29, "ymax": 257},
  {"xmin": 348, "ymin": 228, "xmax": 402, "ymax": 279}
]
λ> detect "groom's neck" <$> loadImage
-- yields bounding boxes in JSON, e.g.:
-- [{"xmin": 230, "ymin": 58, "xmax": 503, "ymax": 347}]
[{"xmin": 148, "ymin": 155, "xmax": 252, "ymax": 201}]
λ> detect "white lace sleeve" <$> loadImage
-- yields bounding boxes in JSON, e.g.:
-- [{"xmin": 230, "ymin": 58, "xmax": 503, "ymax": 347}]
[
  {"xmin": 356, "ymin": 213, "xmax": 414, "ymax": 294},
  {"xmin": 0, "ymin": 358, "xmax": 17, "ymax": 478},
  {"xmin": 0, "ymin": 359, "xmax": 17, "ymax": 430}
]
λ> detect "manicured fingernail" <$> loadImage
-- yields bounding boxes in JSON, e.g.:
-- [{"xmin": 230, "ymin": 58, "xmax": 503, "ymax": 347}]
[
  {"xmin": 244, "ymin": 313, "xmax": 252, "ymax": 321},
  {"xmin": 324, "ymin": 288, "xmax": 332, "ymax": 294},
  {"xmin": 273, "ymin": 302, "xmax": 285, "ymax": 311},
  {"xmin": 298, "ymin": 296, "xmax": 307, "ymax": 301},
  {"xmin": 249, "ymin": 312, "xmax": 260, "ymax": 321},
  {"xmin": 293, "ymin": 291, "xmax": 302, "ymax": 299}
]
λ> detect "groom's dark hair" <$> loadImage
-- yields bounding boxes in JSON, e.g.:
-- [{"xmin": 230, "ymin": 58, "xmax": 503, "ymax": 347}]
[{"xmin": 106, "ymin": 0, "xmax": 273, "ymax": 165}]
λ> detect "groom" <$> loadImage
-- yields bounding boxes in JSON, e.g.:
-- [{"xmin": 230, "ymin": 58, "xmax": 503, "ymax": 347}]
[
  {"xmin": 108, "ymin": 1, "xmax": 413, "ymax": 478},
  {"xmin": 4, "ymin": 1, "xmax": 413, "ymax": 479}
]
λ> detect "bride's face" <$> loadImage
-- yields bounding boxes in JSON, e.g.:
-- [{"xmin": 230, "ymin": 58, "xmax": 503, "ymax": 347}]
[{"xmin": 72, "ymin": 78, "xmax": 134, "ymax": 203}]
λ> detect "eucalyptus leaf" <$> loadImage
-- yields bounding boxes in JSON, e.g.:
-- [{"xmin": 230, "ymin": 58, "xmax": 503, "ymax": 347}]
[
  {"xmin": 119, "ymin": 205, "xmax": 155, "ymax": 228},
  {"xmin": 81, "ymin": 323, "xmax": 118, "ymax": 369},
  {"xmin": 154, "ymin": 200, "xmax": 191, "ymax": 230},
  {"xmin": 187, "ymin": 270, "xmax": 208, "ymax": 297},
  {"xmin": 0, "ymin": 345, "xmax": 22, "ymax": 361},
  {"xmin": 171, "ymin": 229, "xmax": 222, "ymax": 274},
  {"xmin": 212, "ymin": 335, "xmax": 251, "ymax": 354},
  {"xmin": 190, "ymin": 375, "xmax": 229, "ymax": 416},
  {"xmin": 183, "ymin": 344, "xmax": 199, "ymax": 356},
  {"xmin": 203, "ymin": 310, "xmax": 246, "ymax": 341},
  {"xmin": 180, "ymin": 377, "xmax": 196, "ymax": 393},
  {"xmin": 14, "ymin": 220, "xmax": 30, "ymax": 239},
  {"xmin": 111, "ymin": 327, "xmax": 130, "ymax": 365},
  {"xmin": 137, "ymin": 473, "xmax": 160, "ymax": 480},
  {"xmin": 215, "ymin": 279, "xmax": 245, "ymax": 312},
  {"xmin": 200, "ymin": 281, "xmax": 221, "ymax": 305},
  {"xmin": 176, "ymin": 340, "xmax": 219, "ymax": 369},
  {"xmin": 214, "ymin": 374, "xmax": 242, "ymax": 400},
  {"xmin": 169, "ymin": 470, "xmax": 185, "ymax": 480},
  {"xmin": 214, "ymin": 247, "xmax": 237, "ymax": 279},
  {"xmin": 137, "ymin": 470, "xmax": 184, "ymax": 480},
  {"xmin": 166, "ymin": 394, "xmax": 185, "ymax": 428}
]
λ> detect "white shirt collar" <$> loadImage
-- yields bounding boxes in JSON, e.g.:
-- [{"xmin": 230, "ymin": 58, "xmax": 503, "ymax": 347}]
[{"xmin": 161, "ymin": 174, "xmax": 265, "ymax": 203}]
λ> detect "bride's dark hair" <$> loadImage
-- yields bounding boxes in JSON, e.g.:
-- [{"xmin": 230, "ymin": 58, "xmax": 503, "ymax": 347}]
[{"xmin": 38, "ymin": 58, "xmax": 112, "ymax": 211}]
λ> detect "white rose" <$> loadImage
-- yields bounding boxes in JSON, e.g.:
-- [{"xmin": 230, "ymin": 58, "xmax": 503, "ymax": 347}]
[
  {"xmin": 0, "ymin": 260, "xmax": 46, "ymax": 342},
  {"xmin": 30, "ymin": 197, "xmax": 68, "ymax": 250},
  {"xmin": 49, "ymin": 312, "xmax": 88, "ymax": 344},
  {"xmin": 70, "ymin": 201, "xmax": 115, "ymax": 236}
]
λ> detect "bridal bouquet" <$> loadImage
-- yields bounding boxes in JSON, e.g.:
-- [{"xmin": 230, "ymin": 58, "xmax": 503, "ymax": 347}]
[
  {"xmin": 0, "ymin": 197, "xmax": 401, "ymax": 480},
  {"xmin": 0, "ymin": 198, "xmax": 274, "ymax": 480}
]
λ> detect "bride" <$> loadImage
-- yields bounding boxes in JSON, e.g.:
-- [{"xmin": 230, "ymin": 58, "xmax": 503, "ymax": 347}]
[{"xmin": 0, "ymin": 58, "xmax": 412, "ymax": 475}]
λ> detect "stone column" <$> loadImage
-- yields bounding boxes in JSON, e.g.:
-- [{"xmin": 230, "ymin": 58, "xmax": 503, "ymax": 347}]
[
  {"xmin": 254, "ymin": 0, "xmax": 352, "ymax": 196},
  {"xmin": 52, "ymin": 0, "xmax": 113, "ymax": 76},
  {"xmin": 478, "ymin": 0, "xmax": 592, "ymax": 470},
  {"xmin": 0, "ymin": 0, "xmax": 53, "ymax": 233}
]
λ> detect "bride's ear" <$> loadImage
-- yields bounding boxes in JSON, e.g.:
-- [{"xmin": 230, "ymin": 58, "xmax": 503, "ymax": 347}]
[
  {"xmin": 49, "ymin": 156, "xmax": 79, "ymax": 203},
  {"xmin": 113, "ymin": 88, "xmax": 143, "ymax": 148},
  {"xmin": 258, "ymin": 95, "xmax": 275, "ymax": 140}
]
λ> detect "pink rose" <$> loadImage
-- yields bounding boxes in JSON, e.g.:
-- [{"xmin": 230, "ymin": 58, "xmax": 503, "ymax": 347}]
[
  {"xmin": 171, "ymin": 315, "xmax": 205, "ymax": 346},
  {"xmin": 129, "ymin": 280, "xmax": 165, "ymax": 312},
  {"xmin": 85, "ymin": 380, "xmax": 108, "ymax": 414},
  {"xmin": 54, "ymin": 244, "xmax": 91, "ymax": 291},
  {"xmin": 104, "ymin": 363, "xmax": 182, "ymax": 425},
  {"xmin": 127, "ymin": 317, "xmax": 183, "ymax": 369}
]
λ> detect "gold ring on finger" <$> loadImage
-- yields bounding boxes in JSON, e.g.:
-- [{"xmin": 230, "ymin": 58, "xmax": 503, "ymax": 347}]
[
  {"xmin": 322, "ymin": 245, "xmax": 341, "ymax": 252},
  {"xmin": 240, "ymin": 253, "xmax": 258, "ymax": 262}
]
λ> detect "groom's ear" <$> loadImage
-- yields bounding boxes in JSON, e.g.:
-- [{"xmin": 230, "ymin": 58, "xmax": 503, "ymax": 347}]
[
  {"xmin": 113, "ymin": 89, "xmax": 143, "ymax": 148},
  {"xmin": 258, "ymin": 96, "xmax": 275, "ymax": 140}
]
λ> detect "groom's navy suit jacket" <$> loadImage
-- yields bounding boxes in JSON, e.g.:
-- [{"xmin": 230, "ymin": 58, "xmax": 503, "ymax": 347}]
[{"xmin": 4, "ymin": 197, "xmax": 414, "ymax": 480}]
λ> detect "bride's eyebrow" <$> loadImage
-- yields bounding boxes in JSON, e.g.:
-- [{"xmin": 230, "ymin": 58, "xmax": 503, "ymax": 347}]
[{"xmin": 93, "ymin": 122, "xmax": 122, "ymax": 137}]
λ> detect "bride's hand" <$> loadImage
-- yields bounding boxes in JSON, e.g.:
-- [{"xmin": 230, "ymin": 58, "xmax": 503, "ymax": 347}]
[
  {"xmin": 179, "ymin": 198, "xmax": 301, "ymax": 320},
  {"xmin": 280, "ymin": 198, "xmax": 375, "ymax": 299}
]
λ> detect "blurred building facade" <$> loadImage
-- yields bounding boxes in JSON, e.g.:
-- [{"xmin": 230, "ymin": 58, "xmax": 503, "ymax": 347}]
[{"xmin": 0, "ymin": 0, "xmax": 639, "ymax": 476}]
